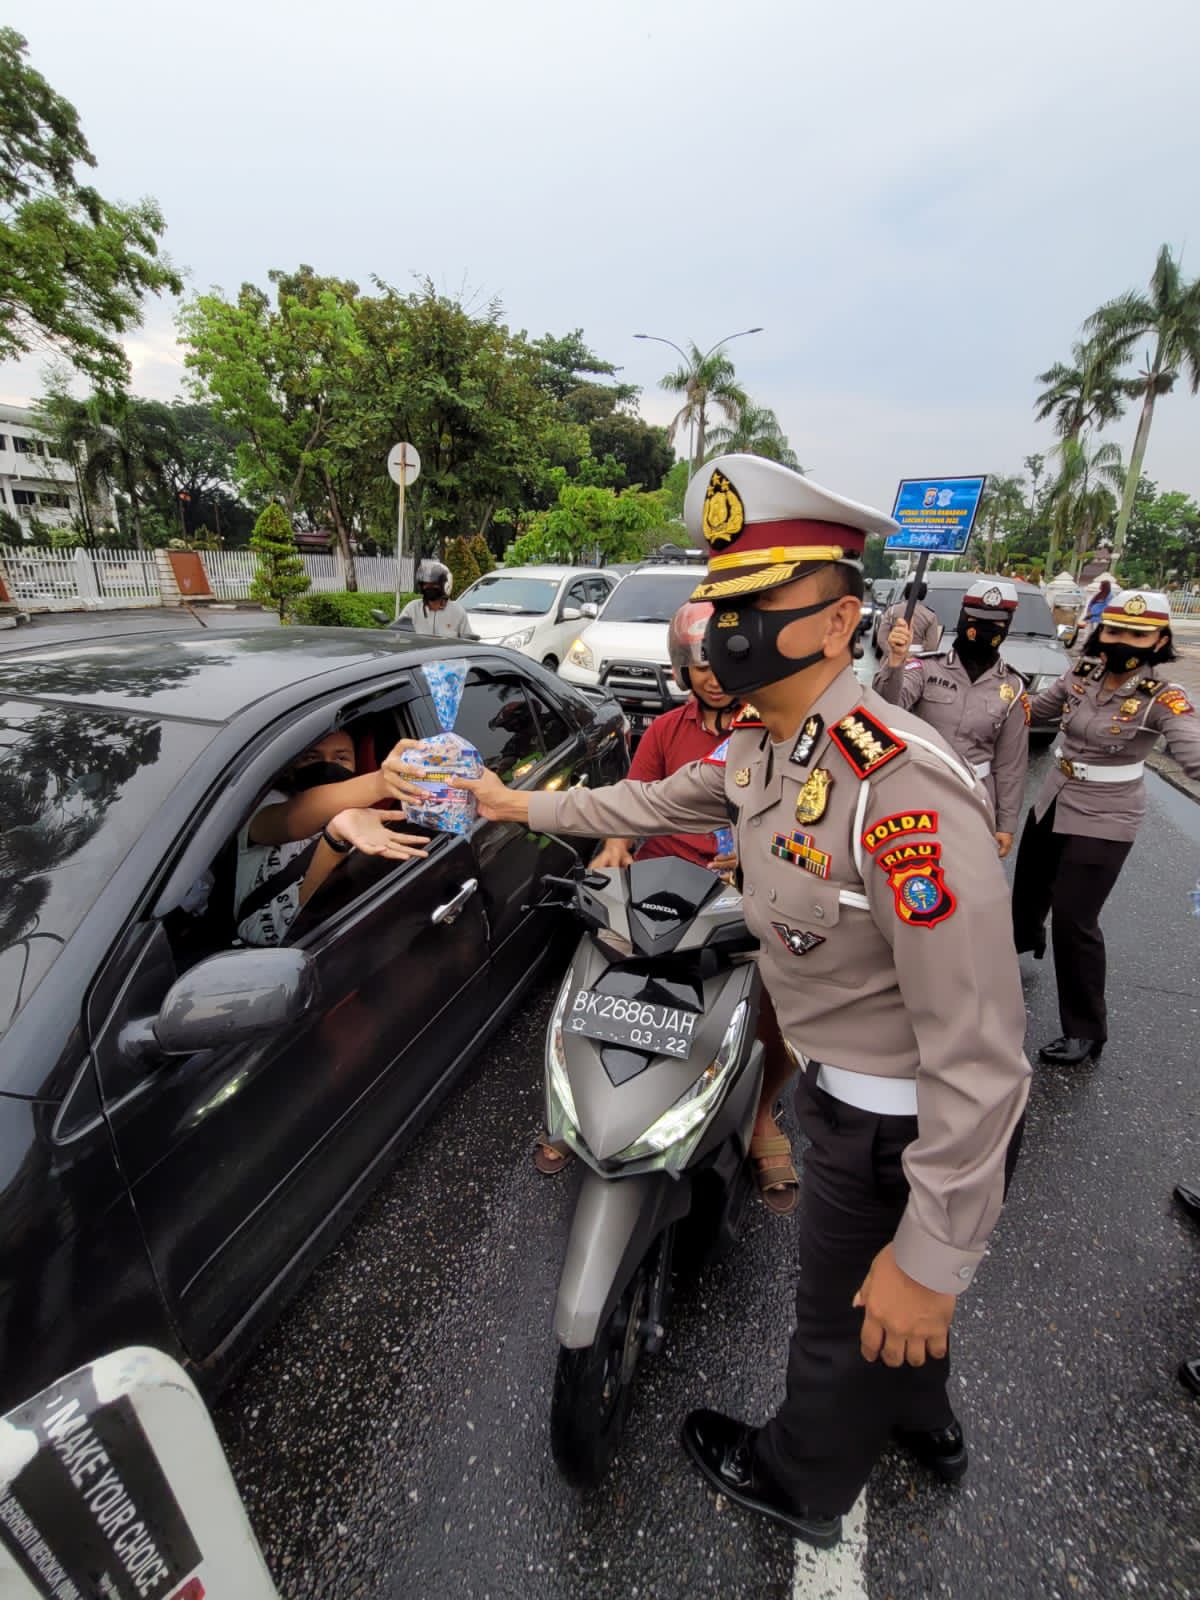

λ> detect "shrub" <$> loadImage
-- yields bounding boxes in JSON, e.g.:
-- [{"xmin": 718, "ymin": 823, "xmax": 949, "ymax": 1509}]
[
  {"xmin": 250, "ymin": 503, "xmax": 309, "ymax": 618},
  {"xmin": 290, "ymin": 591, "xmax": 415, "ymax": 628},
  {"xmin": 444, "ymin": 536, "xmax": 480, "ymax": 596},
  {"xmin": 469, "ymin": 534, "xmax": 495, "ymax": 576}
]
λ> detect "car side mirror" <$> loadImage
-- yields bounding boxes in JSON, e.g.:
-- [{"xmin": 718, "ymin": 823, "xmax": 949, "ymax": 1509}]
[
  {"xmin": 560, "ymin": 605, "xmax": 583, "ymax": 622},
  {"xmin": 130, "ymin": 949, "xmax": 318, "ymax": 1060},
  {"xmin": 580, "ymin": 602, "xmax": 599, "ymax": 618}
]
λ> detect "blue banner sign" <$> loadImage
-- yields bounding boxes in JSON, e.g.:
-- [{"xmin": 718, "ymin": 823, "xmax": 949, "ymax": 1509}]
[{"xmin": 885, "ymin": 476, "xmax": 987, "ymax": 554}]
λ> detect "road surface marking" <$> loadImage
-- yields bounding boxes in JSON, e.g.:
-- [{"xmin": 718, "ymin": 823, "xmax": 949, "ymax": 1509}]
[{"xmin": 792, "ymin": 1493, "xmax": 868, "ymax": 1599}]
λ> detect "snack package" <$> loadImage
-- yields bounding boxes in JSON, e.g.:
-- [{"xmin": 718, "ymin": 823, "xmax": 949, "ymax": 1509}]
[{"xmin": 398, "ymin": 660, "xmax": 485, "ymax": 835}]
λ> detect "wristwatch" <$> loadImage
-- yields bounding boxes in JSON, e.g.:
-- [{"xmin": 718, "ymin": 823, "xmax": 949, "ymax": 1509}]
[{"xmin": 321, "ymin": 825, "xmax": 354, "ymax": 854}]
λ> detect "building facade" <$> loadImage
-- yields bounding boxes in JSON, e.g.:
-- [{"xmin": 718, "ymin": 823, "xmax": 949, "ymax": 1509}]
[{"xmin": 0, "ymin": 403, "xmax": 87, "ymax": 536}]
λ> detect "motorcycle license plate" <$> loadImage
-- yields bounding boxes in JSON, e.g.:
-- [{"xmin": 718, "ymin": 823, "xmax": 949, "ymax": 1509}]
[{"xmin": 566, "ymin": 989, "xmax": 699, "ymax": 1057}]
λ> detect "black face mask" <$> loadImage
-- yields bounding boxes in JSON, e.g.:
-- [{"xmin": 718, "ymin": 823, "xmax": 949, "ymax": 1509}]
[
  {"xmin": 421, "ymin": 586, "xmax": 446, "ymax": 605},
  {"xmin": 1099, "ymin": 641, "xmax": 1158, "ymax": 677},
  {"xmin": 954, "ymin": 615, "xmax": 1008, "ymax": 664},
  {"xmin": 704, "ymin": 596, "xmax": 837, "ymax": 696},
  {"xmin": 283, "ymin": 760, "xmax": 355, "ymax": 794}
]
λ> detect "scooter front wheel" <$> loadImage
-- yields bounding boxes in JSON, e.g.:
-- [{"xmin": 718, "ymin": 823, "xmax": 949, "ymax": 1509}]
[{"xmin": 550, "ymin": 1264, "xmax": 647, "ymax": 1489}]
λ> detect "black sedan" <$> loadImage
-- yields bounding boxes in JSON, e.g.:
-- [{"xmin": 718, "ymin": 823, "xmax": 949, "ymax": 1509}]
[{"xmin": 0, "ymin": 627, "xmax": 627, "ymax": 1412}]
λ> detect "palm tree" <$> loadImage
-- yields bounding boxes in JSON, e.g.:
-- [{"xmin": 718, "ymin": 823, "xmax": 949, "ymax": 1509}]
[
  {"xmin": 1085, "ymin": 243, "xmax": 1200, "ymax": 557},
  {"xmin": 978, "ymin": 473, "xmax": 1026, "ymax": 567},
  {"xmin": 1034, "ymin": 339, "xmax": 1127, "ymax": 441},
  {"xmin": 658, "ymin": 343, "xmax": 748, "ymax": 474},
  {"xmin": 1044, "ymin": 437, "xmax": 1124, "ymax": 576},
  {"xmin": 704, "ymin": 401, "xmax": 802, "ymax": 470},
  {"xmin": 1021, "ymin": 452, "xmax": 1045, "ymax": 531}
]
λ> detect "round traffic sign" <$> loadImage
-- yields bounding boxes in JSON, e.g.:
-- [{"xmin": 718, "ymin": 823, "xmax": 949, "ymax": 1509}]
[{"xmin": 387, "ymin": 443, "xmax": 421, "ymax": 486}]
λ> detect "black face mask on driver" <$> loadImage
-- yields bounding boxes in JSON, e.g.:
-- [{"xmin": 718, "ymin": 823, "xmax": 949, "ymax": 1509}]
[
  {"xmin": 1099, "ymin": 640, "xmax": 1159, "ymax": 677},
  {"xmin": 282, "ymin": 760, "xmax": 356, "ymax": 794},
  {"xmin": 704, "ymin": 596, "xmax": 837, "ymax": 696}
]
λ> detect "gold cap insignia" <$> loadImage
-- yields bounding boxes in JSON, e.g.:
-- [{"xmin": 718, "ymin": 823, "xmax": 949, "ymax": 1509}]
[
  {"xmin": 702, "ymin": 470, "xmax": 745, "ymax": 551},
  {"xmin": 1123, "ymin": 594, "xmax": 1147, "ymax": 615}
]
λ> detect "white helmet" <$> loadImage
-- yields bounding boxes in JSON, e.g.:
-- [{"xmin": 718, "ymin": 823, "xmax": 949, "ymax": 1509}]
[
  {"xmin": 416, "ymin": 558, "xmax": 453, "ymax": 597},
  {"xmin": 668, "ymin": 601, "xmax": 713, "ymax": 691}
]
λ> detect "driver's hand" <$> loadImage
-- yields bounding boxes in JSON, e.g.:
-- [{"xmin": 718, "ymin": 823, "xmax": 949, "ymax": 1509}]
[
  {"xmin": 590, "ymin": 838, "xmax": 635, "ymax": 870},
  {"xmin": 887, "ymin": 619, "xmax": 913, "ymax": 666},
  {"xmin": 327, "ymin": 809, "xmax": 429, "ymax": 860}
]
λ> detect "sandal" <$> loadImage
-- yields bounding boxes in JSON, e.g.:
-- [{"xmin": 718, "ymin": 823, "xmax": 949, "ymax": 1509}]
[
  {"xmin": 749, "ymin": 1131, "xmax": 800, "ymax": 1215},
  {"xmin": 532, "ymin": 1134, "xmax": 571, "ymax": 1175}
]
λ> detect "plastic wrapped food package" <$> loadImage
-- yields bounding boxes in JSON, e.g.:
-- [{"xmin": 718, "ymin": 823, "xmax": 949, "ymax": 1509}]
[{"xmin": 395, "ymin": 660, "xmax": 485, "ymax": 835}]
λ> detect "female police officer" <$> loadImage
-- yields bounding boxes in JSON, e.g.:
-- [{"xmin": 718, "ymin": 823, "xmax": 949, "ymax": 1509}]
[
  {"xmin": 389, "ymin": 454, "xmax": 1030, "ymax": 1550},
  {"xmin": 874, "ymin": 578, "xmax": 1029, "ymax": 857},
  {"xmin": 1012, "ymin": 587, "xmax": 1200, "ymax": 1067}
]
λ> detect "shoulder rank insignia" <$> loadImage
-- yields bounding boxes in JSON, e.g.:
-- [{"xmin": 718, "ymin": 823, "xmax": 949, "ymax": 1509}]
[
  {"xmin": 1157, "ymin": 686, "xmax": 1194, "ymax": 716},
  {"xmin": 703, "ymin": 735, "xmax": 730, "ymax": 766},
  {"xmin": 1139, "ymin": 678, "xmax": 1161, "ymax": 697},
  {"xmin": 789, "ymin": 713, "xmax": 824, "ymax": 769},
  {"xmin": 730, "ymin": 702, "xmax": 765, "ymax": 729},
  {"xmin": 1075, "ymin": 659, "xmax": 1099, "ymax": 681},
  {"xmin": 795, "ymin": 766, "xmax": 832, "ymax": 824},
  {"xmin": 828, "ymin": 707, "xmax": 906, "ymax": 778}
]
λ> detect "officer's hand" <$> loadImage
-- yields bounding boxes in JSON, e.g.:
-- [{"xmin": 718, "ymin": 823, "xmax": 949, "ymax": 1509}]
[
  {"xmin": 591, "ymin": 838, "xmax": 636, "ymax": 870},
  {"xmin": 886, "ymin": 620, "xmax": 913, "ymax": 666},
  {"xmin": 852, "ymin": 1242, "xmax": 955, "ymax": 1367},
  {"xmin": 994, "ymin": 830, "xmax": 1013, "ymax": 859},
  {"xmin": 452, "ymin": 769, "xmax": 530, "ymax": 824}
]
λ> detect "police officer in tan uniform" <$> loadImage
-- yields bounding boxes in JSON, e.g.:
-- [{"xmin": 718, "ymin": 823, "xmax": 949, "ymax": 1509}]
[
  {"xmin": 1012, "ymin": 587, "xmax": 1200, "ymax": 1067},
  {"xmin": 874, "ymin": 578, "xmax": 1030, "ymax": 856},
  {"xmin": 388, "ymin": 455, "xmax": 1031, "ymax": 1549},
  {"xmin": 874, "ymin": 580, "xmax": 941, "ymax": 655}
]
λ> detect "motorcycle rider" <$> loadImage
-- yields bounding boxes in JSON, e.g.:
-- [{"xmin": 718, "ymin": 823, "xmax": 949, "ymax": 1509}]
[
  {"xmin": 387, "ymin": 454, "xmax": 1030, "ymax": 1550},
  {"xmin": 397, "ymin": 558, "xmax": 476, "ymax": 639},
  {"xmin": 873, "ymin": 578, "xmax": 1030, "ymax": 857}
]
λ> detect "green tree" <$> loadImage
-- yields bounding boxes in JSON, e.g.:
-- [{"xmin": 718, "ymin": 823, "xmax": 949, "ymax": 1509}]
[
  {"xmin": 704, "ymin": 400, "xmax": 801, "ymax": 468},
  {"xmin": 503, "ymin": 481, "xmax": 670, "ymax": 566},
  {"xmin": 1034, "ymin": 339, "xmax": 1127, "ymax": 441},
  {"xmin": 658, "ymin": 343, "xmax": 748, "ymax": 473},
  {"xmin": 444, "ymin": 536, "xmax": 481, "ymax": 595},
  {"xmin": 0, "ymin": 29, "xmax": 181, "ymax": 387},
  {"xmin": 1085, "ymin": 243, "xmax": 1200, "ymax": 556},
  {"xmin": 250, "ymin": 502, "xmax": 309, "ymax": 618},
  {"xmin": 37, "ymin": 388, "xmax": 174, "ymax": 548},
  {"xmin": 977, "ymin": 473, "xmax": 1026, "ymax": 567},
  {"xmin": 469, "ymin": 533, "xmax": 494, "ymax": 575},
  {"xmin": 1044, "ymin": 437, "xmax": 1124, "ymax": 576},
  {"xmin": 1122, "ymin": 480, "xmax": 1200, "ymax": 586}
]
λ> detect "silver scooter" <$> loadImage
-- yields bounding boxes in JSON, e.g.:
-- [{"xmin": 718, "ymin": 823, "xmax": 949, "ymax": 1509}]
[{"xmin": 538, "ymin": 855, "xmax": 764, "ymax": 1487}]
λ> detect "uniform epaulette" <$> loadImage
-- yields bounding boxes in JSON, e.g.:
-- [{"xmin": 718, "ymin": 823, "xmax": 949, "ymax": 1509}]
[
  {"xmin": 1139, "ymin": 678, "xmax": 1161, "ymax": 697},
  {"xmin": 828, "ymin": 706, "xmax": 906, "ymax": 778},
  {"xmin": 1074, "ymin": 658, "xmax": 1100, "ymax": 681},
  {"xmin": 729, "ymin": 702, "xmax": 765, "ymax": 729}
]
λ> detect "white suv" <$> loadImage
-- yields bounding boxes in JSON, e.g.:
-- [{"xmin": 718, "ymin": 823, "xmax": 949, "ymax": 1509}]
[
  {"xmin": 458, "ymin": 565, "xmax": 619, "ymax": 668},
  {"xmin": 559, "ymin": 563, "xmax": 707, "ymax": 735}
]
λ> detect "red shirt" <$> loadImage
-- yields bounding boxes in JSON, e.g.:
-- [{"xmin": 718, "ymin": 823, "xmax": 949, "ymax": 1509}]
[{"xmin": 628, "ymin": 697, "xmax": 730, "ymax": 867}]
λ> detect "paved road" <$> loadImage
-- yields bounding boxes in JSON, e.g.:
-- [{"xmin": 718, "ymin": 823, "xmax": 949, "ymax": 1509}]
[{"xmin": 208, "ymin": 699, "xmax": 1200, "ymax": 1598}]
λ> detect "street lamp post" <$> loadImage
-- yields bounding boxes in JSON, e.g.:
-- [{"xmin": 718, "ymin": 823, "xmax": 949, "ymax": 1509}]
[{"xmin": 634, "ymin": 327, "xmax": 763, "ymax": 474}]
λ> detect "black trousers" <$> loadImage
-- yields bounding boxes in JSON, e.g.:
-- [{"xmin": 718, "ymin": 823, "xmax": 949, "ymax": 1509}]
[
  {"xmin": 753, "ymin": 1076, "xmax": 954, "ymax": 1517},
  {"xmin": 1010, "ymin": 803, "xmax": 1131, "ymax": 1041}
]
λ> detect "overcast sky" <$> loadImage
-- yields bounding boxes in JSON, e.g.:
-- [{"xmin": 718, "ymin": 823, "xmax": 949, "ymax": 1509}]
[{"xmin": 5, "ymin": 0, "xmax": 1198, "ymax": 514}]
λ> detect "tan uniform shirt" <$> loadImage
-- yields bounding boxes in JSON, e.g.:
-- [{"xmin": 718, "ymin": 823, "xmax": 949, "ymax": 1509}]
[
  {"xmin": 527, "ymin": 664, "xmax": 1031, "ymax": 1296},
  {"xmin": 873, "ymin": 651, "xmax": 1030, "ymax": 833},
  {"xmin": 876, "ymin": 600, "xmax": 941, "ymax": 655},
  {"xmin": 1029, "ymin": 659, "xmax": 1200, "ymax": 841}
]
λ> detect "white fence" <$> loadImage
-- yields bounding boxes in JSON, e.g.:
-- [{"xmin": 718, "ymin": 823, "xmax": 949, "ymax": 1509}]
[
  {"xmin": 199, "ymin": 550, "xmax": 413, "ymax": 599},
  {"xmin": 0, "ymin": 546, "xmax": 160, "ymax": 610},
  {"xmin": 1172, "ymin": 586, "xmax": 1200, "ymax": 617}
]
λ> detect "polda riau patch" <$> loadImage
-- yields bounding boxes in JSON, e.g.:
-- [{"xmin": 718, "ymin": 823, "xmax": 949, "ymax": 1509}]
[
  {"xmin": 861, "ymin": 810, "xmax": 938, "ymax": 853},
  {"xmin": 828, "ymin": 707, "xmax": 906, "ymax": 778},
  {"xmin": 1157, "ymin": 687, "xmax": 1194, "ymax": 716}
]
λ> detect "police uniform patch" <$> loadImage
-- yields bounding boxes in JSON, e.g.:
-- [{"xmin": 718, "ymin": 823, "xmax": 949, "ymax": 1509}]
[
  {"xmin": 795, "ymin": 766, "xmax": 832, "ymax": 824},
  {"xmin": 886, "ymin": 860, "xmax": 956, "ymax": 929},
  {"xmin": 999, "ymin": 683, "xmax": 1016, "ymax": 703},
  {"xmin": 771, "ymin": 922, "xmax": 827, "ymax": 957},
  {"xmin": 1157, "ymin": 687, "xmax": 1194, "ymax": 716},
  {"xmin": 701, "ymin": 470, "xmax": 745, "ymax": 551},
  {"xmin": 828, "ymin": 707, "xmax": 907, "ymax": 778},
  {"xmin": 789, "ymin": 714, "xmax": 824, "ymax": 769},
  {"xmin": 770, "ymin": 829, "xmax": 832, "ymax": 879},
  {"xmin": 734, "ymin": 767, "xmax": 751, "ymax": 787},
  {"xmin": 703, "ymin": 735, "xmax": 731, "ymax": 766},
  {"xmin": 861, "ymin": 810, "xmax": 938, "ymax": 853},
  {"xmin": 876, "ymin": 840, "xmax": 941, "ymax": 874},
  {"xmin": 1021, "ymin": 692, "xmax": 1032, "ymax": 726}
]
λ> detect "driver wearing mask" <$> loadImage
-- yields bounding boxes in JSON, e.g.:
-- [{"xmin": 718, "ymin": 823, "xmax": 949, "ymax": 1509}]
[
  {"xmin": 873, "ymin": 580, "xmax": 1030, "ymax": 858},
  {"xmin": 397, "ymin": 558, "xmax": 476, "ymax": 640},
  {"xmin": 236, "ymin": 729, "xmax": 429, "ymax": 946}
]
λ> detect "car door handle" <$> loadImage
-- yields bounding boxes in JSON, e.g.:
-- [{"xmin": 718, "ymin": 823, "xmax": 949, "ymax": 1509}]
[{"xmin": 431, "ymin": 878, "xmax": 479, "ymax": 926}]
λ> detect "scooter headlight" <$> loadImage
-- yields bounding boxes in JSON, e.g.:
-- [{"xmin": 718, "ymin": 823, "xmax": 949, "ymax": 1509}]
[
  {"xmin": 612, "ymin": 1000, "xmax": 749, "ymax": 1168},
  {"xmin": 545, "ymin": 974, "xmax": 582, "ymax": 1145}
]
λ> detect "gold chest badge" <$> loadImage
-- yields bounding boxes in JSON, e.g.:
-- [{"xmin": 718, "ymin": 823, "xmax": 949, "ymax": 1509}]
[
  {"xmin": 1121, "ymin": 698, "xmax": 1139, "ymax": 716},
  {"xmin": 795, "ymin": 767, "xmax": 832, "ymax": 825},
  {"xmin": 734, "ymin": 767, "xmax": 751, "ymax": 788},
  {"xmin": 999, "ymin": 683, "xmax": 1016, "ymax": 703}
]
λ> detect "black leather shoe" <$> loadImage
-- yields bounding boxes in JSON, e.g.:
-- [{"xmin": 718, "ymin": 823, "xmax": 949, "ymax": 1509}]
[
  {"xmin": 1173, "ymin": 1183, "xmax": 1200, "ymax": 1226},
  {"xmin": 892, "ymin": 1419, "xmax": 969, "ymax": 1483},
  {"xmin": 1038, "ymin": 1036, "xmax": 1103, "ymax": 1066},
  {"xmin": 1179, "ymin": 1359, "xmax": 1200, "ymax": 1398},
  {"xmin": 680, "ymin": 1409, "xmax": 842, "ymax": 1549}
]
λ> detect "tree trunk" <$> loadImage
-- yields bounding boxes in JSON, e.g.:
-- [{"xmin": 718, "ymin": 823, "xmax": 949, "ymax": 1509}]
[
  {"xmin": 1111, "ymin": 357, "xmax": 1161, "ymax": 558},
  {"xmin": 130, "ymin": 490, "xmax": 145, "ymax": 551},
  {"xmin": 692, "ymin": 396, "xmax": 707, "ymax": 477},
  {"xmin": 322, "ymin": 470, "xmax": 358, "ymax": 592}
]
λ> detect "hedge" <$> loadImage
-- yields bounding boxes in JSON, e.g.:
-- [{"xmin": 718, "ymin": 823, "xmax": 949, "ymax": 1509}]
[{"xmin": 290, "ymin": 591, "xmax": 415, "ymax": 628}]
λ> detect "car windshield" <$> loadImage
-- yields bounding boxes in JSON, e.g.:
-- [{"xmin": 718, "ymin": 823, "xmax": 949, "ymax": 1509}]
[
  {"xmin": 599, "ymin": 571, "xmax": 701, "ymax": 623},
  {"xmin": 924, "ymin": 583, "xmax": 1055, "ymax": 638},
  {"xmin": 461, "ymin": 575, "xmax": 559, "ymax": 615},
  {"xmin": 0, "ymin": 700, "xmax": 206, "ymax": 1037}
]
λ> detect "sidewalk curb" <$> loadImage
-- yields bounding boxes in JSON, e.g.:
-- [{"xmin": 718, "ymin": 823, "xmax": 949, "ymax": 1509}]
[{"xmin": 1147, "ymin": 748, "xmax": 1200, "ymax": 804}]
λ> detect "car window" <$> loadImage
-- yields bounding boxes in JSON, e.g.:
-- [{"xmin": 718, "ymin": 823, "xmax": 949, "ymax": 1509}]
[
  {"xmin": 454, "ymin": 672, "xmax": 546, "ymax": 782},
  {"xmin": 599, "ymin": 572, "xmax": 700, "ymax": 622},
  {"xmin": 526, "ymin": 685, "xmax": 571, "ymax": 753},
  {"xmin": 565, "ymin": 581, "xmax": 590, "ymax": 608},
  {"xmin": 587, "ymin": 577, "xmax": 613, "ymax": 606},
  {"xmin": 460, "ymin": 575, "xmax": 558, "ymax": 615},
  {"xmin": 0, "ymin": 700, "xmax": 209, "ymax": 1036}
]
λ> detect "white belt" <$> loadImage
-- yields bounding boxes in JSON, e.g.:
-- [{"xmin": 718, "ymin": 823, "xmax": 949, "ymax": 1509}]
[
  {"xmin": 1053, "ymin": 748, "xmax": 1144, "ymax": 783},
  {"xmin": 971, "ymin": 759, "xmax": 992, "ymax": 779},
  {"xmin": 817, "ymin": 1063, "xmax": 919, "ymax": 1116}
]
